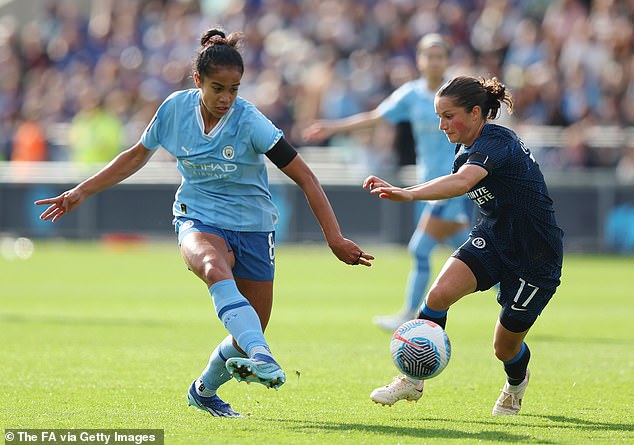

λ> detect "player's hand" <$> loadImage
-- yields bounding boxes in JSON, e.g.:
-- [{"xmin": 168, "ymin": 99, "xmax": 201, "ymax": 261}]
[
  {"xmin": 362, "ymin": 175, "xmax": 393, "ymax": 190},
  {"xmin": 302, "ymin": 121, "xmax": 332, "ymax": 142},
  {"xmin": 34, "ymin": 187, "xmax": 86, "ymax": 222},
  {"xmin": 328, "ymin": 237, "xmax": 374, "ymax": 267},
  {"xmin": 363, "ymin": 176, "xmax": 414, "ymax": 202},
  {"xmin": 369, "ymin": 186, "xmax": 415, "ymax": 202}
]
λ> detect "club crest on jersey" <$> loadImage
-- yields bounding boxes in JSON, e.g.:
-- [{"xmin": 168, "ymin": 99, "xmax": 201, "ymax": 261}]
[
  {"xmin": 222, "ymin": 145, "xmax": 235, "ymax": 160},
  {"xmin": 472, "ymin": 237, "xmax": 486, "ymax": 249}
]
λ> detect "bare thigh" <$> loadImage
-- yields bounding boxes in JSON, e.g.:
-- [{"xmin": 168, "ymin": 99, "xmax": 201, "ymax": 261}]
[
  {"xmin": 425, "ymin": 257, "xmax": 478, "ymax": 311},
  {"xmin": 179, "ymin": 232, "xmax": 234, "ymax": 286},
  {"xmin": 180, "ymin": 232, "xmax": 276, "ymax": 353}
]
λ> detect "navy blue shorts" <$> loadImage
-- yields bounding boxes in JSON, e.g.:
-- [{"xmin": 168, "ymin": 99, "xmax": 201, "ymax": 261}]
[
  {"xmin": 452, "ymin": 231, "xmax": 558, "ymax": 333},
  {"xmin": 174, "ymin": 217, "xmax": 275, "ymax": 282}
]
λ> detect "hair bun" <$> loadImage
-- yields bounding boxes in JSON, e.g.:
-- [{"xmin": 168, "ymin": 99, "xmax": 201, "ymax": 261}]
[{"xmin": 201, "ymin": 29, "xmax": 227, "ymax": 47}]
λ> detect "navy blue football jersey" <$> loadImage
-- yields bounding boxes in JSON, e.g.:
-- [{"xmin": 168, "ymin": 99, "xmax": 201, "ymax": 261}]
[{"xmin": 453, "ymin": 124, "xmax": 563, "ymax": 286}]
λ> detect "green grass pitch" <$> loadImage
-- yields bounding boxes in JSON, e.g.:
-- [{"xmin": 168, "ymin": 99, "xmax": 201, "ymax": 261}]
[{"xmin": 1, "ymin": 241, "xmax": 633, "ymax": 444}]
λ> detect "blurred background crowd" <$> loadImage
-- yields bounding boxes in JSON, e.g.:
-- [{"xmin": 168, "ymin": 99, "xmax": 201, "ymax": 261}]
[{"xmin": 1, "ymin": 0, "xmax": 634, "ymax": 178}]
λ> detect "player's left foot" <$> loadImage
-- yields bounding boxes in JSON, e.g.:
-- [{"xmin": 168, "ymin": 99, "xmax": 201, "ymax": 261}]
[
  {"xmin": 226, "ymin": 353, "xmax": 286, "ymax": 390},
  {"xmin": 492, "ymin": 369, "xmax": 530, "ymax": 416},
  {"xmin": 370, "ymin": 375, "xmax": 424, "ymax": 406},
  {"xmin": 372, "ymin": 311, "xmax": 417, "ymax": 332},
  {"xmin": 187, "ymin": 381, "xmax": 242, "ymax": 417}
]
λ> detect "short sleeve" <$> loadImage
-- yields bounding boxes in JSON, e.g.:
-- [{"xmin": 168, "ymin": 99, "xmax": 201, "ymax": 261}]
[
  {"xmin": 465, "ymin": 152, "xmax": 495, "ymax": 173},
  {"xmin": 248, "ymin": 106, "xmax": 283, "ymax": 154},
  {"xmin": 377, "ymin": 83, "xmax": 412, "ymax": 124},
  {"xmin": 141, "ymin": 112, "xmax": 162, "ymax": 150},
  {"xmin": 467, "ymin": 135, "xmax": 512, "ymax": 174},
  {"xmin": 141, "ymin": 91, "xmax": 185, "ymax": 150}
]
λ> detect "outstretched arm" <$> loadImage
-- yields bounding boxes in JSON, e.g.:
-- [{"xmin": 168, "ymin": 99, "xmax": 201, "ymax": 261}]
[
  {"xmin": 35, "ymin": 141, "xmax": 155, "ymax": 222},
  {"xmin": 302, "ymin": 109, "xmax": 383, "ymax": 142},
  {"xmin": 364, "ymin": 164, "xmax": 488, "ymax": 202},
  {"xmin": 281, "ymin": 154, "xmax": 374, "ymax": 266}
]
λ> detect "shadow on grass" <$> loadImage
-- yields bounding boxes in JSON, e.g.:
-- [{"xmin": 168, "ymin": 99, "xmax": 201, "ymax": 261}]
[
  {"xmin": 0, "ymin": 312, "xmax": 185, "ymax": 328},
  {"xmin": 258, "ymin": 418, "xmax": 554, "ymax": 443},
  {"xmin": 531, "ymin": 334, "xmax": 633, "ymax": 346},
  {"xmin": 443, "ymin": 413, "xmax": 634, "ymax": 438},
  {"xmin": 527, "ymin": 414, "xmax": 634, "ymax": 432}
]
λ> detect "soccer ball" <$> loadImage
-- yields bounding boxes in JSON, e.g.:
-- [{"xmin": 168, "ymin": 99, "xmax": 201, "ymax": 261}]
[{"xmin": 390, "ymin": 319, "xmax": 451, "ymax": 380}]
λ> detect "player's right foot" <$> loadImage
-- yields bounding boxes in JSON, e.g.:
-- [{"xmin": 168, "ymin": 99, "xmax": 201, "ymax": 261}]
[
  {"xmin": 492, "ymin": 369, "xmax": 530, "ymax": 416},
  {"xmin": 372, "ymin": 311, "xmax": 417, "ymax": 332},
  {"xmin": 370, "ymin": 375, "xmax": 424, "ymax": 406},
  {"xmin": 226, "ymin": 353, "xmax": 286, "ymax": 390},
  {"xmin": 187, "ymin": 381, "xmax": 242, "ymax": 417}
]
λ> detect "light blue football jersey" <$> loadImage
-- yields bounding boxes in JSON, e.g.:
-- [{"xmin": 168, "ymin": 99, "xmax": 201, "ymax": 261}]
[
  {"xmin": 377, "ymin": 78, "xmax": 454, "ymax": 182},
  {"xmin": 141, "ymin": 89, "xmax": 282, "ymax": 231}
]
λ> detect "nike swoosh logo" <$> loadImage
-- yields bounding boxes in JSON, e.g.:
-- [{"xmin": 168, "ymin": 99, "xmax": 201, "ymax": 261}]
[{"xmin": 511, "ymin": 304, "xmax": 528, "ymax": 312}]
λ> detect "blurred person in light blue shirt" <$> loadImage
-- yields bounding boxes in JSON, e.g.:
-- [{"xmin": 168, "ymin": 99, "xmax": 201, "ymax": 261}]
[{"xmin": 304, "ymin": 33, "xmax": 473, "ymax": 331}]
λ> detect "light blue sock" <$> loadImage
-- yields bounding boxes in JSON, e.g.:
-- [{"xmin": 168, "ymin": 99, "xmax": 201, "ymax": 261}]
[
  {"xmin": 403, "ymin": 231, "xmax": 437, "ymax": 313},
  {"xmin": 198, "ymin": 335, "xmax": 246, "ymax": 396},
  {"xmin": 209, "ymin": 279, "xmax": 269, "ymax": 357}
]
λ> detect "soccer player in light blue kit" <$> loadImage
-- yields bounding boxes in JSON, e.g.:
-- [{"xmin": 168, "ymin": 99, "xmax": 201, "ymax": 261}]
[
  {"xmin": 35, "ymin": 28, "xmax": 373, "ymax": 418},
  {"xmin": 304, "ymin": 34, "xmax": 472, "ymax": 332}
]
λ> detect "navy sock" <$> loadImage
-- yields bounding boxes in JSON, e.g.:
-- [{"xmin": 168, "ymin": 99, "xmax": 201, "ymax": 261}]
[
  {"xmin": 417, "ymin": 302, "xmax": 447, "ymax": 329},
  {"xmin": 503, "ymin": 342, "xmax": 531, "ymax": 386}
]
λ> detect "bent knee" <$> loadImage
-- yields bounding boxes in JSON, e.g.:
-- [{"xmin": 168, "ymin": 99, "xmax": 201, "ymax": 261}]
[
  {"xmin": 191, "ymin": 255, "xmax": 232, "ymax": 286},
  {"xmin": 425, "ymin": 284, "xmax": 454, "ymax": 311},
  {"xmin": 493, "ymin": 341, "xmax": 523, "ymax": 362}
]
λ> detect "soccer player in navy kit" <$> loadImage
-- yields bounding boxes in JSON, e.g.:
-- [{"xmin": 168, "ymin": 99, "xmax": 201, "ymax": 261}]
[
  {"xmin": 364, "ymin": 76, "xmax": 563, "ymax": 415},
  {"xmin": 35, "ymin": 28, "xmax": 373, "ymax": 418}
]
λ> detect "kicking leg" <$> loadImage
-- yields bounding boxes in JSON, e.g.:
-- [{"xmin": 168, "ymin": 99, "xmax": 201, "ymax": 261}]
[{"xmin": 181, "ymin": 232, "xmax": 284, "ymax": 389}]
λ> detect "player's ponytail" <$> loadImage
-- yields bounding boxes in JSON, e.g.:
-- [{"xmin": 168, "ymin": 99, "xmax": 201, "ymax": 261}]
[
  {"xmin": 438, "ymin": 76, "xmax": 513, "ymax": 119},
  {"xmin": 481, "ymin": 77, "xmax": 513, "ymax": 118},
  {"xmin": 195, "ymin": 27, "xmax": 244, "ymax": 79}
]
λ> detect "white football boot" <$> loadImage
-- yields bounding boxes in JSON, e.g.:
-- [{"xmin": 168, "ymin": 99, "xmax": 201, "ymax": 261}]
[
  {"xmin": 370, "ymin": 375, "xmax": 424, "ymax": 406},
  {"xmin": 492, "ymin": 369, "xmax": 530, "ymax": 416}
]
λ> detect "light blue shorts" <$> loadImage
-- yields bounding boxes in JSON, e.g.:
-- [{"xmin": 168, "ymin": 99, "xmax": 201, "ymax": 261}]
[
  {"xmin": 424, "ymin": 195, "xmax": 473, "ymax": 224},
  {"xmin": 174, "ymin": 217, "xmax": 275, "ymax": 281}
]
